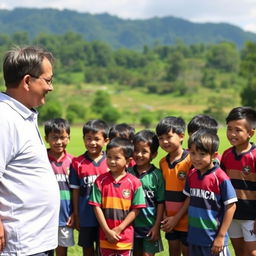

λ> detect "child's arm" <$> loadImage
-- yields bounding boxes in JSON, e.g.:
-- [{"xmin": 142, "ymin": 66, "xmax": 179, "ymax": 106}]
[
  {"xmin": 72, "ymin": 188, "xmax": 80, "ymax": 230},
  {"xmin": 211, "ymin": 202, "xmax": 236, "ymax": 255},
  {"xmin": 147, "ymin": 203, "xmax": 164, "ymax": 241},
  {"xmin": 112, "ymin": 208, "xmax": 140, "ymax": 235},
  {"xmin": 161, "ymin": 197, "xmax": 190, "ymax": 233},
  {"xmin": 93, "ymin": 206, "xmax": 121, "ymax": 243}
]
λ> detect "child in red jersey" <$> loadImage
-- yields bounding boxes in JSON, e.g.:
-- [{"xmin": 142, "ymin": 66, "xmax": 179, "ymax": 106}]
[
  {"xmin": 221, "ymin": 107, "xmax": 256, "ymax": 256},
  {"xmin": 89, "ymin": 137, "xmax": 146, "ymax": 256},
  {"xmin": 69, "ymin": 119, "xmax": 109, "ymax": 256},
  {"xmin": 44, "ymin": 118, "xmax": 74, "ymax": 256}
]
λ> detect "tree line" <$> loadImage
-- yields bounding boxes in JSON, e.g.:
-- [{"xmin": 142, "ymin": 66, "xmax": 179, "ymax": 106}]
[{"xmin": 0, "ymin": 31, "xmax": 256, "ymax": 126}]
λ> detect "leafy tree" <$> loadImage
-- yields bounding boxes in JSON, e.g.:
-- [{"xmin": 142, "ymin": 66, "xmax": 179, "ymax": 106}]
[
  {"xmin": 201, "ymin": 69, "xmax": 217, "ymax": 88},
  {"xmin": 11, "ymin": 32, "xmax": 29, "ymax": 45},
  {"xmin": 240, "ymin": 78, "xmax": 256, "ymax": 108},
  {"xmin": 38, "ymin": 101, "xmax": 63, "ymax": 123},
  {"xmin": 165, "ymin": 51, "xmax": 185, "ymax": 82},
  {"xmin": 140, "ymin": 114, "xmax": 153, "ymax": 128},
  {"xmin": 101, "ymin": 106, "xmax": 120, "ymax": 125},
  {"xmin": 203, "ymin": 96, "xmax": 227, "ymax": 123},
  {"xmin": 91, "ymin": 90, "xmax": 111, "ymax": 114},
  {"xmin": 91, "ymin": 41, "xmax": 114, "ymax": 67},
  {"xmin": 67, "ymin": 103, "xmax": 87, "ymax": 121},
  {"xmin": 206, "ymin": 42, "xmax": 240, "ymax": 72},
  {"xmin": 240, "ymin": 41, "xmax": 256, "ymax": 80}
]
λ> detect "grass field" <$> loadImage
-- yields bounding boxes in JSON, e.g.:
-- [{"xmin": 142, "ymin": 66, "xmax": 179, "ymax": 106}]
[{"xmin": 41, "ymin": 125, "xmax": 235, "ymax": 255}]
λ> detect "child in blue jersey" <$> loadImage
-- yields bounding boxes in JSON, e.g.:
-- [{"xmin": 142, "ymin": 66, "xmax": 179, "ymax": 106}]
[
  {"xmin": 128, "ymin": 130, "xmax": 165, "ymax": 256},
  {"xmin": 221, "ymin": 106, "xmax": 256, "ymax": 256},
  {"xmin": 44, "ymin": 118, "xmax": 74, "ymax": 256},
  {"xmin": 184, "ymin": 129, "xmax": 237, "ymax": 256},
  {"xmin": 69, "ymin": 119, "xmax": 109, "ymax": 256}
]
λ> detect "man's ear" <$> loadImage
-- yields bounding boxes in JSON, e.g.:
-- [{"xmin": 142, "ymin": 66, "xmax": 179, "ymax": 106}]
[{"xmin": 23, "ymin": 74, "xmax": 31, "ymax": 91}]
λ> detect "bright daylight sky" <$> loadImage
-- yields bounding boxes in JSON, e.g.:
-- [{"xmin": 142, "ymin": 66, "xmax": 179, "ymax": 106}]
[{"xmin": 1, "ymin": 0, "xmax": 256, "ymax": 33}]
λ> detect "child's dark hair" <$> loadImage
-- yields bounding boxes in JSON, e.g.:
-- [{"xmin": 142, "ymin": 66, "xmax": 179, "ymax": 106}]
[
  {"xmin": 83, "ymin": 119, "xmax": 109, "ymax": 139},
  {"xmin": 156, "ymin": 116, "xmax": 186, "ymax": 136},
  {"xmin": 226, "ymin": 106, "xmax": 256, "ymax": 130},
  {"xmin": 44, "ymin": 118, "xmax": 70, "ymax": 137},
  {"xmin": 109, "ymin": 123, "xmax": 135, "ymax": 141},
  {"xmin": 188, "ymin": 129, "xmax": 219, "ymax": 155},
  {"xmin": 106, "ymin": 137, "xmax": 134, "ymax": 159},
  {"xmin": 133, "ymin": 130, "xmax": 159, "ymax": 154},
  {"xmin": 188, "ymin": 114, "xmax": 218, "ymax": 135}
]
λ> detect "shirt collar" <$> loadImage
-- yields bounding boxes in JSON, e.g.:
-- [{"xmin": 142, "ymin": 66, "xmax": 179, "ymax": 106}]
[{"xmin": 0, "ymin": 92, "xmax": 38, "ymax": 120}]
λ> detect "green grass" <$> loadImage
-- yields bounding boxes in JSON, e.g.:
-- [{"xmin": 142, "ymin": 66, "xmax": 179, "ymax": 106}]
[{"xmin": 41, "ymin": 126, "xmax": 235, "ymax": 255}]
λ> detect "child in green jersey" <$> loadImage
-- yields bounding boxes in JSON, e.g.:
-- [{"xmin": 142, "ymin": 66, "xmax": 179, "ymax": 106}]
[{"xmin": 128, "ymin": 130, "xmax": 165, "ymax": 256}]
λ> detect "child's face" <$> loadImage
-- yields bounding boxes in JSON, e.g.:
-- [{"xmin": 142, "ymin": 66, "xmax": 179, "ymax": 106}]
[
  {"xmin": 158, "ymin": 130, "xmax": 184, "ymax": 154},
  {"xmin": 106, "ymin": 147, "xmax": 129, "ymax": 174},
  {"xmin": 189, "ymin": 144, "xmax": 215, "ymax": 174},
  {"xmin": 83, "ymin": 131, "xmax": 108, "ymax": 157},
  {"xmin": 133, "ymin": 141, "xmax": 154, "ymax": 168},
  {"xmin": 45, "ymin": 130, "xmax": 70, "ymax": 155},
  {"xmin": 227, "ymin": 119, "xmax": 254, "ymax": 149}
]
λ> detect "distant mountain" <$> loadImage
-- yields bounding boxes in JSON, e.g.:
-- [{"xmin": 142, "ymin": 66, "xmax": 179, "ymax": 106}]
[{"xmin": 0, "ymin": 8, "xmax": 256, "ymax": 49}]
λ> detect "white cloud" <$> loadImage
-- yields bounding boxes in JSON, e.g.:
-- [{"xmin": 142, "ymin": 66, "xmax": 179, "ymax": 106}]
[{"xmin": 244, "ymin": 23, "xmax": 256, "ymax": 33}]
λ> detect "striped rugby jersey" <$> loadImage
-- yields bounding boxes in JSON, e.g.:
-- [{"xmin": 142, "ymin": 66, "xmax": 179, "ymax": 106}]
[
  {"xmin": 69, "ymin": 151, "xmax": 108, "ymax": 227},
  {"xmin": 159, "ymin": 150, "xmax": 192, "ymax": 231},
  {"xmin": 128, "ymin": 165, "xmax": 165, "ymax": 238},
  {"xmin": 48, "ymin": 150, "xmax": 73, "ymax": 226},
  {"xmin": 221, "ymin": 144, "xmax": 256, "ymax": 220},
  {"xmin": 184, "ymin": 164, "xmax": 237, "ymax": 246},
  {"xmin": 89, "ymin": 172, "xmax": 146, "ymax": 250}
]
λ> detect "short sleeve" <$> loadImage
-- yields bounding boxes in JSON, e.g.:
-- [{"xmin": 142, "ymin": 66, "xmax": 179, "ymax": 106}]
[
  {"xmin": 155, "ymin": 170, "xmax": 165, "ymax": 203},
  {"xmin": 69, "ymin": 164, "xmax": 80, "ymax": 189},
  {"xmin": 89, "ymin": 181, "xmax": 102, "ymax": 207},
  {"xmin": 132, "ymin": 181, "xmax": 146, "ymax": 209}
]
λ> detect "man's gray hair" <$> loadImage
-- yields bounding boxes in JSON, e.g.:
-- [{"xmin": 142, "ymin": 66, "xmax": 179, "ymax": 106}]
[{"xmin": 3, "ymin": 45, "xmax": 54, "ymax": 88}]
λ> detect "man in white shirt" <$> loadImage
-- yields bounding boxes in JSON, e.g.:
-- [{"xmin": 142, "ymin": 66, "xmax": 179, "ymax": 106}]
[{"xmin": 0, "ymin": 46, "xmax": 60, "ymax": 256}]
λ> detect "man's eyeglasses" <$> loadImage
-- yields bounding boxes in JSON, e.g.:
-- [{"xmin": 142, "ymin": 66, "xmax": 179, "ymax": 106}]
[
  {"xmin": 48, "ymin": 136, "xmax": 70, "ymax": 141},
  {"xmin": 29, "ymin": 74, "xmax": 53, "ymax": 85}
]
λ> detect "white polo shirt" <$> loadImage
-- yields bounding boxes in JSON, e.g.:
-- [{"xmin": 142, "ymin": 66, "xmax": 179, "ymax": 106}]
[{"xmin": 0, "ymin": 92, "xmax": 60, "ymax": 255}]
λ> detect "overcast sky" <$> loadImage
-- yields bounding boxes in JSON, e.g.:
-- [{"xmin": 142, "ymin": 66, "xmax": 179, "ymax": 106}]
[{"xmin": 1, "ymin": 0, "xmax": 256, "ymax": 33}]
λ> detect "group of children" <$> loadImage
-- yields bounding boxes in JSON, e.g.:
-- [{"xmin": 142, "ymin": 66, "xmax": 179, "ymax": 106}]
[{"xmin": 44, "ymin": 106, "xmax": 256, "ymax": 256}]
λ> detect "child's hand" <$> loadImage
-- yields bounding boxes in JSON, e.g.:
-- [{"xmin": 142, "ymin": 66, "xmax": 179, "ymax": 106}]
[
  {"xmin": 105, "ymin": 229, "xmax": 121, "ymax": 244},
  {"xmin": 112, "ymin": 226, "xmax": 122, "ymax": 235},
  {"xmin": 147, "ymin": 225, "xmax": 160, "ymax": 241},
  {"xmin": 160, "ymin": 216, "xmax": 178, "ymax": 233},
  {"xmin": 66, "ymin": 213, "xmax": 75, "ymax": 228},
  {"xmin": 211, "ymin": 235, "xmax": 224, "ymax": 255}
]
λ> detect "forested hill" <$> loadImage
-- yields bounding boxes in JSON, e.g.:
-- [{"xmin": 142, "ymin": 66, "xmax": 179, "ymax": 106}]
[{"xmin": 0, "ymin": 8, "xmax": 256, "ymax": 49}]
